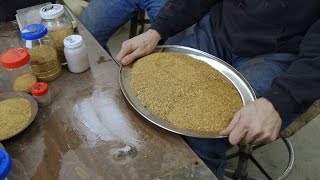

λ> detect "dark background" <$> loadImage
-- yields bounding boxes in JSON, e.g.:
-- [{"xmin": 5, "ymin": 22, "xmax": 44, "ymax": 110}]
[{"xmin": 0, "ymin": 0, "xmax": 55, "ymax": 22}]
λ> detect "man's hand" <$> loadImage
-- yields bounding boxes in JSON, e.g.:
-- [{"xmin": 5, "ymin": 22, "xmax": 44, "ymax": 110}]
[
  {"xmin": 220, "ymin": 98, "xmax": 282, "ymax": 145},
  {"xmin": 116, "ymin": 29, "xmax": 161, "ymax": 65}
]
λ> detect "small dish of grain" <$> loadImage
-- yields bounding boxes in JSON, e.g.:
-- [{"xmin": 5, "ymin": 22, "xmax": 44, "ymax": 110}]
[{"xmin": 0, "ymin": 92, "xmax": 38, "ymax": 141}]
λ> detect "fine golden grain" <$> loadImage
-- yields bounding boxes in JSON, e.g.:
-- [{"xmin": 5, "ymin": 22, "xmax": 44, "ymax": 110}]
[
  {"xmin": 28, "ymin": 44, "xmax": 58, "ymax": 65},
  {"xmin": 28, "ymin": 44, "xmax": 61, "ymax": 82},
  {"xmin": 13, "ymin": 74, "xmax": 37, "ymax": 92},
  {"xmin": 49, "ymin": 27, "xmax": 73, "ymax": 62},
  {"xmin": 0, "ymin": 98, "xmax": 31, "ymax": 139},
  {"xmin": 130, "ymin": 52, "xmax": 243, "ymax": 134}
]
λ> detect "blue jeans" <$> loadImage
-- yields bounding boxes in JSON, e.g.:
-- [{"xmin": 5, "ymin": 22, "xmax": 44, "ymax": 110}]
[
  {"xmin": 167, "ymin": 15, "xmax": 298, "ymax": 179},
  {"xmin": 80, "ymin": 0, "xmax": 166, "ymax": 50}
]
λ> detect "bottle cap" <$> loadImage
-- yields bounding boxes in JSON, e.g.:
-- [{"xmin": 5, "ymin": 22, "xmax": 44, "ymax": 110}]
[
  {"xmin": 21, "ymin": 23, "xmax": 48, "ymax": 40},
  {"xmin": 0, "ymin": 48, "xmax": 30, "ymax": 69},
  {"xmin": 40, "ymin": 4, "xmax": 65, "ymax": 20},
  {"xmin": 31, "ymin": 82, "xmax": 49, "ymax": 96},
  {"xmin": 0, "ymin": 150, "xmax": 12, "ymax": 180},
  {"xmin": 64, "ymin": 35, "xmax": 83, "ymax": 48}
]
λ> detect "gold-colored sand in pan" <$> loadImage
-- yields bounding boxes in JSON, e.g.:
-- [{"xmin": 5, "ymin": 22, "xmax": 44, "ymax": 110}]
[
  {"xmin": 130, "ymin": 52, "xmax": 243, "ymax": 134},
  {"xmin": 0, "ymin": 98, "xmax": 32, "ymax": 139}
]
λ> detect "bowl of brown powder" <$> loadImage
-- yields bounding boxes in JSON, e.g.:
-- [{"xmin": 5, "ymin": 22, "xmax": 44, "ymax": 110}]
[
  {"xmin": 120, "ymin": 45, "xmax": 256, "ymax": 138},
  {"xmin": 0, "ymin": 92, "xmax": 38, "ymax": 141}
]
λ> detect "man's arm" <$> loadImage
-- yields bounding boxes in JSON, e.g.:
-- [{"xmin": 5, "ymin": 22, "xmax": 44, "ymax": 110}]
[
  {"xmin": 151, "ymin": 0, "xmax": 218, "ymax": 39},
  {"xmin": 221, "ymin": 19, "xmax": 320, "ymax": 145},
  {"xmin": 116, "ymin": 0, "xmax": 218, "ymax": 65},
  {"xmin": 263, "ymin": 19, "xmax": 320, "ymax": 122}
]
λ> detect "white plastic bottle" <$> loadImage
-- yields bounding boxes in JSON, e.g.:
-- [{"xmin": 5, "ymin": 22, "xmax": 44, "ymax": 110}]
[{"xmin": 63, "ymin": 35, "xmax": 90, "ymax": 73}]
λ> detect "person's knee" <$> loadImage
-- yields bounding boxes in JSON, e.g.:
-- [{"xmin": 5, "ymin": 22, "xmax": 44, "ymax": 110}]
[
  {"xmin": 183, "ymin": 136, "xmax": 232, "ymax": 158},
  {"xmin": 79, "ymin": 0, "xmax": 104, "ymax": 32},
  {"xmin": 79, "ymin": 7, "xmax": 92, "ymax": 30}
]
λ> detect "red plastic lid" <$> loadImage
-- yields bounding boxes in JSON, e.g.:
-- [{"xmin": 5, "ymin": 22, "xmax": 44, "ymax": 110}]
[
  {"xmin": 31, "ymin": 82, "xmax": 49, "ymax": 96},
  {"xmin": 0, "ymin": 48, "xmax": 30, "ymax": 69}
]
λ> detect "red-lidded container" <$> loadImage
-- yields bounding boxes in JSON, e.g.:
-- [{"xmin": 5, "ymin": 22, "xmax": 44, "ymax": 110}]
[
  {"xmin": 0, "ymin": 48, "xmax": 36, "ymax": 92},
  {"xmin": 31, "ymin": 82, "xmax": 52, "ymax": 107}
]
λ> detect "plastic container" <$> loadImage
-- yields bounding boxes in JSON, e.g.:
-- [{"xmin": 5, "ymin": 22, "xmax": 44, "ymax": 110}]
[
  {"xmin": 21, "ymin": 24, "xmax": 61, "ymax": 82},
  {"xmin": 0, "ymin": 149, "xmax": 12, "ymax": 180},
  {"xmin": 0, "ymin": 48, "xmax": 36, "ymax": 92},
  {"xmin": 31, "ymin": 82, "xmax": 52, "ymax": 107},
  {"xmin": 40, "ymin": 4, "xmax": 74, "ymax": 63},
  {"xmin": 64, "ymin": 35, "xmax": 90, "ymax": 73}
]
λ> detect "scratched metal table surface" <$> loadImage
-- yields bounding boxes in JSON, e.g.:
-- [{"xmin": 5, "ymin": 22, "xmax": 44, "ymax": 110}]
[{"xmin": 0, "ymin": 20, "xmax": 216, "ymax": 179}]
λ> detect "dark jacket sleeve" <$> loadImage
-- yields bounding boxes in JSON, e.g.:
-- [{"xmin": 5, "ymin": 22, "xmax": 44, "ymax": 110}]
[
  {"xmin": 151, "ymin": 0, "xmax": 219, "ymax": 39},
  {"xmin": 263, "ymin": 19, "xmax": 320, "ymax": 121}
]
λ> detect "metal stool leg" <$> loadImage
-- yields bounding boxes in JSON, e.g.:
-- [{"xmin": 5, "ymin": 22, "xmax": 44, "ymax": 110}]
[
  {"xmin": 233, "ymin": 145, "xmax": 252, "ymax": 179},
  {"xmin": 129, "ymin": 10, "xmax": 150, "ymax": 38},
  {"xmin": 225, "ymin": 138, "xmax": 295, "ymax": 180},
  {"xmin": 137, "ymin": 10, "xmax": 146, "ymax": 34},
  {"xmin": 129, "ymin": 12, "xmax": 139, "ymax": 38}
]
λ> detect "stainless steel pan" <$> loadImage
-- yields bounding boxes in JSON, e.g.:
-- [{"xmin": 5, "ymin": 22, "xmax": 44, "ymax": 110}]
[{"xmin": 114, "ymin": 45, "xmax": 256, "ymax": 138}]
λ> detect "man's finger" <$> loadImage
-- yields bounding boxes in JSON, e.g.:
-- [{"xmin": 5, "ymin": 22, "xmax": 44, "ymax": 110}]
[
  {"xmin": 251, "ymin": 132, "xmax": 273, "ymax": 145},
  {"xmin": 240, "ymin": 130, "xmax": 259, "ymax": 145},
  {"xmin": 228, "ymin": 120, "xmax": 248, "ymax": 145},
  {"xmin": 116, "ymin": 42, "xmax": 133, "ymax": 62},
  {"xmin": 220, "ymin": 111, "xmax": 241, "ymax": 136},
  {"xmin": 120, "ymin": 48, "xmax": 143, "ymax": 65},
  {"xmin": 230, "ymin": 130, "xmax": 247, "ymax": 145},
  {"xmin": 240, "ymin": 121, "xmax": 263, "ymax": 144},
  {"xmin": 251, "ymin": 135, "xmax": 267, "ymax": 145}
]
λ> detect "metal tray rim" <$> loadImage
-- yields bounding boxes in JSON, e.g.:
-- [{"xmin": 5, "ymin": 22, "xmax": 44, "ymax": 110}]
[{"xmin": 119, "ymin": 45, "xmax": 256, "ymax": 138}]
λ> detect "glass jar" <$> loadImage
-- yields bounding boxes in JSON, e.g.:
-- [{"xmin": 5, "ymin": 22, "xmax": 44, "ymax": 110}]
[
  {"xmin": 0, "ymin": 48, "xmax": 36, "ymax": 92},
  {"xmin": 31, "ymin": 82, "xmax": 52, "ymax": 107},
  {"xmin": 21, "ymin": 23, "xmax": 61, "ymax": 82},
  {"xmin": 40, "ymin": 4, "xmax": 74, "ymax": 64}
]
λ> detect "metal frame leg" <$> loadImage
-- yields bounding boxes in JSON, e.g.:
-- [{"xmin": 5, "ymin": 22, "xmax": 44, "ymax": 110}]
[
  {"xmin": 224, "ymin": 138, "xmax": 295, "ymax": 180},
  {"xmin": 233, "ymin": 145, "xmax": 252, "ymax": 180},
  {"xmin": 129, "ymin": 12, "xmax": 138, "ymax": 38},
  {"xmin": 137, "ymin": 10, "xmax": 146, "ymax": 34},
  {"xmin": 248, "ymin": 154, "xmax": 272, "ymax": 180},
  {"xmin": 129, "ymin": 10, "xmax": 150, "ymax": 39}
]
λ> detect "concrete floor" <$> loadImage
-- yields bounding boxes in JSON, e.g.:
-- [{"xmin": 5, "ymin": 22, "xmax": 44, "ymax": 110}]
[{"xmin": 107, "ymin": 25, "xmax": 320, "ymax": 180}]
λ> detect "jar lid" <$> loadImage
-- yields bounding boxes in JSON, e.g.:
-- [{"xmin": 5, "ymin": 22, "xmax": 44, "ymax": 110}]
[
  {"xmin": 0, "ymin": 150, "xmax": 12, "ymax": 180},
  {"xmin": 0, "ymin": 48, "xmax": 30, "ymax": 69},
  {"xmin": 64, "ymin": 35, "xmax": 83, "ymax": 48},
  {"xmin": 40, "ymin": 4, "xmax": 65, "ymax": 20},
  {"xmin": 31, "ymin": 82, "xmax": 49, "ymax": 96},
  {"xmin": 21, "ymin": 24, "xmax": 48, "ymax": 40}
]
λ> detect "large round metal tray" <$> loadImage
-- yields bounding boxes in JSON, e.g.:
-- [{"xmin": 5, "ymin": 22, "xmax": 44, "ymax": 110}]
[
  {"xmin": 120, "ymin": 45, "xmax": 256, "ymax": 138},
  {"xmin": 0, "ymin": 92, "xmax": 38, "ymax": 141}
]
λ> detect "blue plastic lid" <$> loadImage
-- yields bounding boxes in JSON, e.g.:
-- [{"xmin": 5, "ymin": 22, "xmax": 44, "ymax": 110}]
[
  {"xmin": 0, "ymin": 150, "xmax": 12, "ymax": 179},
  {"xmin": 21, "ymin": 23, "xmax": 48, "ymax": 40}
]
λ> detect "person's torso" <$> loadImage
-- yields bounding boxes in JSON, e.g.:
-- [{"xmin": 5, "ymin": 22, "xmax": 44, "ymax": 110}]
[{"xmin": 212, "ymin": 0, "xmax": 320, "ymax": 56}]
